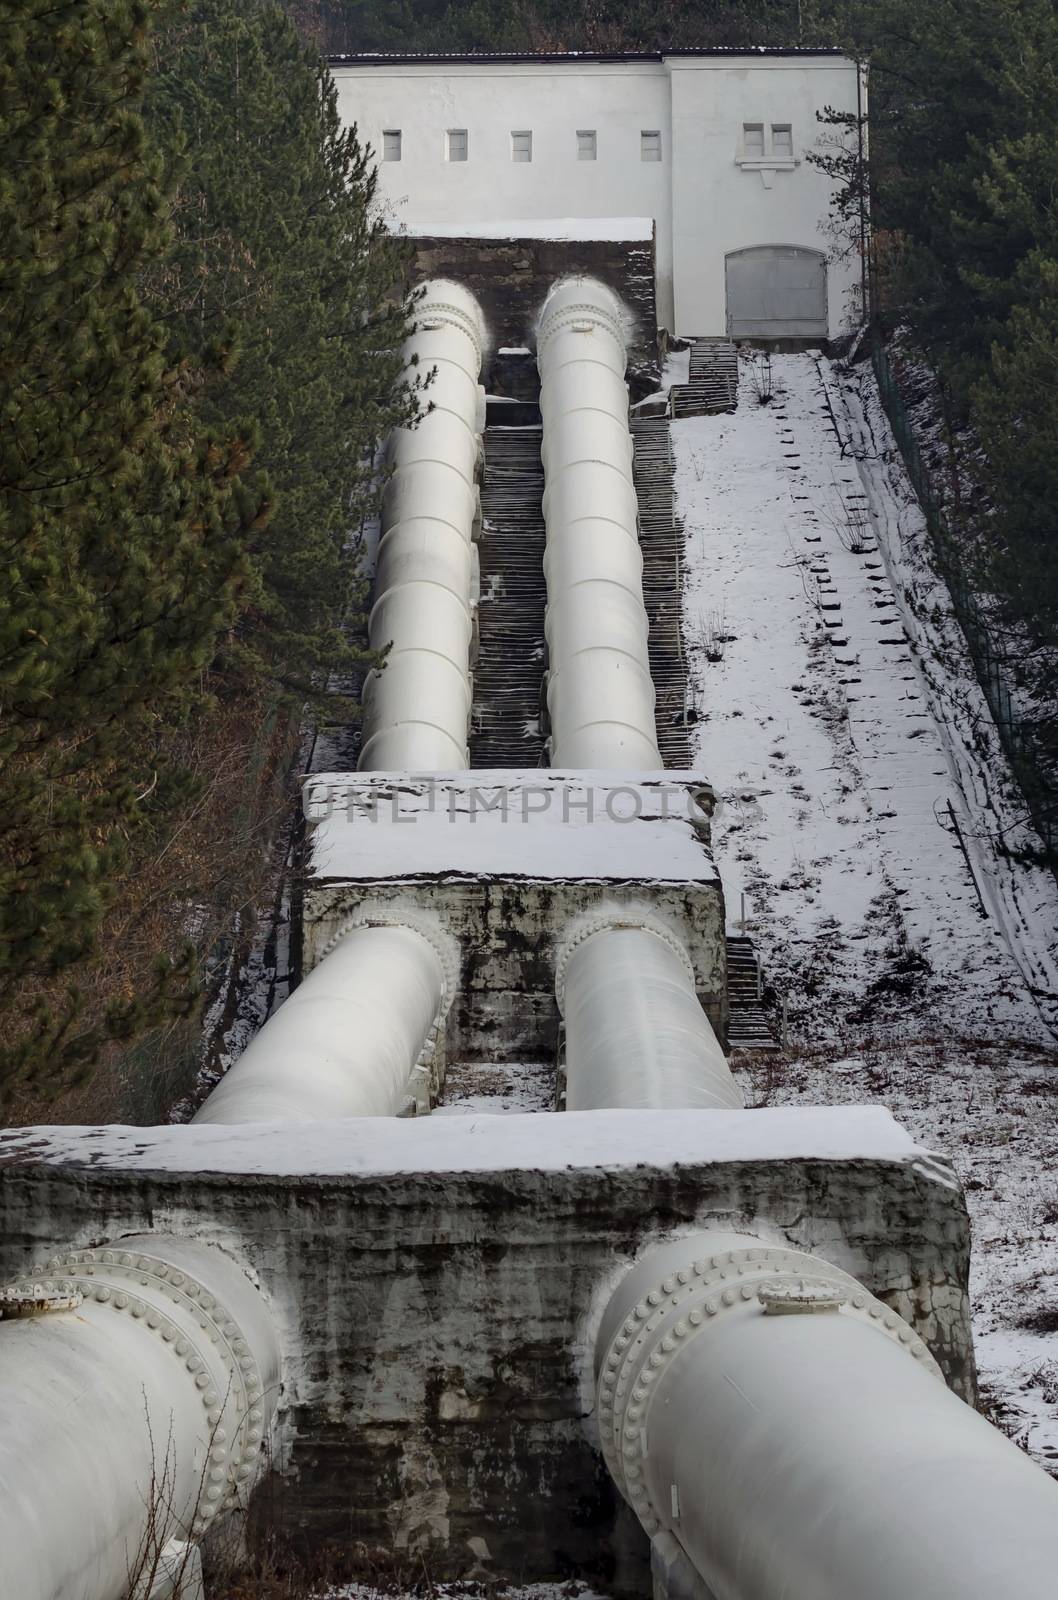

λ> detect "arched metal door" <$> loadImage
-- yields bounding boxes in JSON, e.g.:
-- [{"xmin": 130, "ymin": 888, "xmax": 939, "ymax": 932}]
[{"xmin": 725, "ymin": 246, "xmax": 827, "ymax": 338}]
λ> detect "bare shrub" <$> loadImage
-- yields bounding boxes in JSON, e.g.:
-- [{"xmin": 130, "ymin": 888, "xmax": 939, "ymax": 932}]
[
  {"xmin": 686, "ymin": 608, "xmax": 734, "ymax": 665},
  {"xmin": 816, "ymin": 482, "xmax": 874, "ymax": 554},
  {"xmin": 743, "ymin": 350, "xmax": 774, "ymax": 405}
]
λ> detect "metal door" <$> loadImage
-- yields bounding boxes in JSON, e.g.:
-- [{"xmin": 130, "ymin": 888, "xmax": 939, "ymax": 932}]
[{"xmin": 725, "ymin": 246, "xmax": 827, "ymax": 338}]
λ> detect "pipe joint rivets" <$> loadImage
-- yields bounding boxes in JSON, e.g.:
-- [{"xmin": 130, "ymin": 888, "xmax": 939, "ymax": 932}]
[
  {"xmin": 323, "ymin": 906, "xmax": 460, "ymax": 1021},
  {"xmin": 554, "ymin": 909, "xmax": 695, "ymax": 1009},
  {"xmin": 595, "ymin": 1236, "xmax": 946, "ymax": 1542}
]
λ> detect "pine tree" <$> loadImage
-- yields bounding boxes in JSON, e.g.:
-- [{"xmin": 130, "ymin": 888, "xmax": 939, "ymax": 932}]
[
  {"xmin": 826, "ymin": 0, "xmax": 1058, "ymax": 385},
  {"xmin": 145, "ymin": 0, "xmax": 418, "ymax": 704},
  {"xmin": 0, "ymin": 0, "xmax": 255, "ymax": 1092},
  {"xmin": 309, "ymin": 0, "xmax": 805, "ymax": 54},
  {"xmin": 972, "ymin": 261, "xmax": 1058, "ymax": 755}
]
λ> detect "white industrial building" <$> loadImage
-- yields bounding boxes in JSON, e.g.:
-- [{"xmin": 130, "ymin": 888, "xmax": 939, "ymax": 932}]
[{"xmin": 330, "ymin": 49, "xmax": 866, "ymax": 339}]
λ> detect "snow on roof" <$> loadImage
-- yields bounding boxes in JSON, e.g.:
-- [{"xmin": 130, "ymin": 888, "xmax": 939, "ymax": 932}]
[
  {"xmin": 0, "ymin": 1106, "xmax": 943, "ymax": 1179},
  {"xmin": 329, "ymin": 49, "xmax": 850, "ymax": 66},
  {"xmin": 394, "ymin": 217, "xmax": 654, "ymax": 243},
  {"xmin": 303, "ymin": 771, "xmax": 719, "ymax": 885}
]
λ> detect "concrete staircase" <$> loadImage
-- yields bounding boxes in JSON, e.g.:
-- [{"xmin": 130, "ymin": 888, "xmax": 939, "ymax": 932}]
[
  {"xmin": 671, "ymin": 339, "xmax": 739, "ymax": 417},
  {"xmin": 631, "ymin": 415, "xmax": 691, "ymax": 768},
  {"xmin": 470, "ymin": 425, "xmax": 549, "ymax": 768},
  {"xmin": 726, "ymin": 934, "xmax": 779, "ymax": 1051},
  {"xmin": 472, "ymin": 417, "xmax": 692, "ymax": 771}
]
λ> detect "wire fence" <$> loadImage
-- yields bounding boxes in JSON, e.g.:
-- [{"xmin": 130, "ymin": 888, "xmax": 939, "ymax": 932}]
[{"xmin": 871, "ymin": 333, "xmax": 1058, "ymax": 864}]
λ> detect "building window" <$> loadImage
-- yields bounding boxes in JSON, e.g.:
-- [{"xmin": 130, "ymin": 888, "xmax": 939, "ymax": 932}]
[
  {"xmin": 446, "ymin": 128, "xmax": 468, "ymax": 162},
  {"xmin": 743, "ymin": 123, "xmax": 765, "ymax": 159},
  {"xmin": 771, "ymin": 123, "xmax": 794, "ymax": 159},
  {"xmin": 382, "ymin": 129, "xmax": 402, "ymax": 162},
  {"xmin": 511, "ymin": 129, "xmax": 533, "ymax": 162},
  {"xmin": 641, "ymin": 129, "xmax": 662, "ymax": 162},
  {"xmin": 577, "ymin": 129, "xmax": 597, "ymax": 161}
]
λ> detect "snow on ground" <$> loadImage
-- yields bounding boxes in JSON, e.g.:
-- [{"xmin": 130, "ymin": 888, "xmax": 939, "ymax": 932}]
[
  {"xmin": 434, "ymin": 1060, "xmax": 554, "ymax": 1114},
  {"xmin": 678, "ymin": 352, "xmax": 1058, "ymax": 1045},
  {"xmin": 841, "ymin": 363, "xmax": 1058, "ymax": 1029},
  {"xmin": 674, "ymin": 350, "xmax": 1058, "ymax": 1469}
]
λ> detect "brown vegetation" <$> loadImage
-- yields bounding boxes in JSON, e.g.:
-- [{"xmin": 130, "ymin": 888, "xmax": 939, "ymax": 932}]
[{"xmin": 6, "ymin": 685, "xmax": 299, "ymax": 1126}]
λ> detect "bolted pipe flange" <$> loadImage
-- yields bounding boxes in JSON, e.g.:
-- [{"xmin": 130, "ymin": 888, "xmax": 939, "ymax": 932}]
[
  {"xmin": 555, "ymin": 907, "xmax": 696, "ymax": 1015},
  {"xmin": 319, "ymin": 905, "xmax": 460, "ymax": 1020},
  {"xmin": 414, "ymin": 292, "xmax": 487, "ymax": 368},
  {"xmin": 0, "ymin": 1283, "xmax": 82, "ymax": 1318},
  {"xmin": 537, "ymin": 283, "xmax": 627, "ymax": 362},
  {"xmin": 595, "ymin": 1237, "xmax": 943, "ymax": 1536},
  {"xmin": 21, "ymin": 1242, "xmax": 275, "ymax": 1528}
]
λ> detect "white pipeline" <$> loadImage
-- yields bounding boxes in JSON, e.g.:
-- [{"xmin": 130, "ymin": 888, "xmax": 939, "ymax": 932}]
[
  {"xmin": 596, "ymin": 1234, "xmax": 1058, "ymax": 1600},
  {"xmin": 0, "ymin": 1235, "xmax": 280, "ymax": 1600},
  {"xmin": 359, "ymin": 280, "xmax": 487, "ymax": 772},
  {"xmin": 557, "ymin": 916, "xmax": 742, "ymax": 1110},
  {"xmin": 540, "ymin": 281, "xmax": 728, "ymax": 1109},
  {"xmin": 538, "ymin": 278, "xmax": 662, "ymax": 769},
  {"xmin": 197, "ymin": 287, "xmax": 477, "ymax": 1127},
  {"xmin": 194, "ymin": 917, "xmax": 453, "ymax": 1124}
]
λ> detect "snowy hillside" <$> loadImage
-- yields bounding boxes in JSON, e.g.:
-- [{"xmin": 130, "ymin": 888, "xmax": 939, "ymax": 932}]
[{"xmin": 676, "ymin": 351, "xmax": 1058, "ymax": 1472}]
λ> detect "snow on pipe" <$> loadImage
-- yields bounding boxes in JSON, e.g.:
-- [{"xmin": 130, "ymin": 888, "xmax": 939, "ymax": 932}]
[
  {"xmin": 537, "ymin": 277, "xmax": 663, "ymax": 769},
  {"xmin": 0, "ymin": 1235, "xmax": 280, "ymax": 1600},
  {"xmin": 194, "ymin": 912, "xmax": 457, "ymax": 1125},
  {"xmin": 596, "ymin": 1233, "xmax": 1058, "ymax": 1600},
  {"xmin": 358, "ymin": 279, "xmax": 487, "ymax": 773},
  {"xmin": 556, "ymin": 913, "xmax": 743, "ymax": 1110}
]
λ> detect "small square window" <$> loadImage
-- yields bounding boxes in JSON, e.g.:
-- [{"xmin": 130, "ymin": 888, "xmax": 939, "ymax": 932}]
[
  {"xmin": 382, "ymin": 129, "xmax": 402, "ymax": 162},
  {"xmin": 446, "ymin": 128, "xmax": 468, "ymax": 162},
  {"xmin": 743, "ymin": 123, "xmax": 765, "ymax": 159},
  {"xmin": 577, "ymin": 129, "xmax": 597, "ymax": 161},
  {"xmin": 772, "ymin": 123, "xmax": 793, "ymax": 159},
  {"xmin": 641, "ymin": 129, "xmax": 662, "ymax": 162},
  {"xmin": 511, "ymin": 129, "xmax": 533, "ymax": 162}
]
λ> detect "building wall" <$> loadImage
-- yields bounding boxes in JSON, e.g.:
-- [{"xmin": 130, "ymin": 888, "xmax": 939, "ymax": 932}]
[
  {"xmin": 331, "ymin": 56, "xmax": 863, "ymax": 339},
  {"xmin": 333, "ymin": 61, "xmax": 674, "ymax": 324},
  {"xmin": 668, "ymin": 57, "xmax": 861, "ymax": 336},
  {"xmin": 404, "ymin": 232, "xmax": 660, "ymax": 397}
]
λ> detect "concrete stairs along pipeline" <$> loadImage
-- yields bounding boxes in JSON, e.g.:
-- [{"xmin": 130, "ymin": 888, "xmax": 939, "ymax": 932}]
[
  {"xmin": 671, "ymin": 338, "xmax": 739, "ymax": 417},
  {"xmin": 470, "ymin": 426, "xmax": 549, "ymax": 767},
  {"xmin": 472, "ymin": 413, "xmax": 781, "ymax": 1050},
  {"xmin": 472, "ymin": 417, "xmax": 692, "ymax": 769},
  {"xmin": 631, "ymin": 415, "xmax": 691, "ymax": 768}
]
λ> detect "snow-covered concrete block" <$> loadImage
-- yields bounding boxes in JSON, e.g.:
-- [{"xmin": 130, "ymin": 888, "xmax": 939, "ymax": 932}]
[
  {"xmin": 303, "ymin": 771, "xmax": 726, "ymax": 1060},
  {"xmin": 0, "ymin": 1106, "xmax": 974, "ymax": 1588}
]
